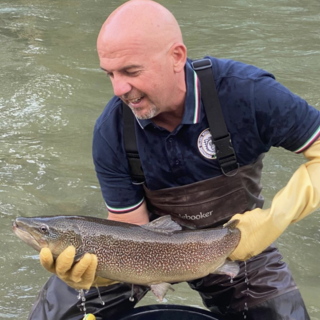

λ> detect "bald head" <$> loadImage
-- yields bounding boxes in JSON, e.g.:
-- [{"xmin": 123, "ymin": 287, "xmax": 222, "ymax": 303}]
[
  {"xmin": 97, "ymin": 1, "xmax": 187, "ymax": 123},
  {"xmin": 97, "ymin": 0, "xmax": 183, "ymax": 58}
]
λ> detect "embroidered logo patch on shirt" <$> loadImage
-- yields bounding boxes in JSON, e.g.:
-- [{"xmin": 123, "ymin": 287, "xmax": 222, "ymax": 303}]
[{"xmin": 198, "ymin": 128, "xmax": 217, "ymax": 159}]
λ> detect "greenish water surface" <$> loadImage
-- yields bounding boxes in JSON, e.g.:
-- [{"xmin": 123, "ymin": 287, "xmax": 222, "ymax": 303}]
[{"xmin": 0, "ymin": 0, "xmax": 319, "ymax": 318}]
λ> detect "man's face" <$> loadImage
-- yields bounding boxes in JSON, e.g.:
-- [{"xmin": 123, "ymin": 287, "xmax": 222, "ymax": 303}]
[{"xmin": 98, "ymin": 38, "xmax": 175, "ymax": 120}]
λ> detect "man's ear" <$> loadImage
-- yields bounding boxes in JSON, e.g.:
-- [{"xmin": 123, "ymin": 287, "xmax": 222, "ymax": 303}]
[{"xmin": 170, "ymin": 43, "xmax": 187, "ymax": 73}]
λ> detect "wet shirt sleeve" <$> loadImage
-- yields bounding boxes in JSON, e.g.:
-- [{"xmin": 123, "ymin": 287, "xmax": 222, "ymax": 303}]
[
  {"xmin": 253, "ymin": 76, "xmax": 320, "ymax": 153},
  {"xmin": 92, "ymin": 113, "xmax": 145, "ymax": 214}
]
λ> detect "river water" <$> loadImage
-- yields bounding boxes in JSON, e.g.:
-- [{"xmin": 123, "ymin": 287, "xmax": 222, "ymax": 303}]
[{"xmin": 1, "ymin": 0, "xmax": 319, "ymax": 318}]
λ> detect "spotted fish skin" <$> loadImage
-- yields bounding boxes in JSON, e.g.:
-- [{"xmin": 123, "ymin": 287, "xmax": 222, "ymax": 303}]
[{"xmin": 12, "ymin": 215, "xmax": 240, "ymax": 292}]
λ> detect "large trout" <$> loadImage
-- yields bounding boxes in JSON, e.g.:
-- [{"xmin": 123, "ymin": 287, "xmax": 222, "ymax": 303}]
[{"xmin": 12, "ymin": 215, "xmax": 240, "ymax": 300}]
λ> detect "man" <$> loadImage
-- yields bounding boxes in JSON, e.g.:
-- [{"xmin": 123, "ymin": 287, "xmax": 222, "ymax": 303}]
[{"xmin": 29, "ymin": 1, "xmax": 320, "ymax": 320}]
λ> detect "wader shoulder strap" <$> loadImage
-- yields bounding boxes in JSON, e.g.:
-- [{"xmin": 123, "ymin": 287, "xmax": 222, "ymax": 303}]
[
  {"xmin": 122, "ymin": 102, "xmax": 145, "ymax": 184},
  {"xmin": 191, "ymin": 58, "xmax": 239, "ymax": 175}
]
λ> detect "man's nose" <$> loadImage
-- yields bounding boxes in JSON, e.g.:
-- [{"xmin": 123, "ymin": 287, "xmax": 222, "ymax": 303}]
[{"xmin": 111, "ymin": 76, "xmax": 132, "ymax": 97}]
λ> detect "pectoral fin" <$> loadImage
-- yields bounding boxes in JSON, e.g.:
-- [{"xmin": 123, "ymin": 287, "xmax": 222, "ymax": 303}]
[
  {"xmin": 212, "ymin": 261, "xmax": 239, "ymax": 278},
  {"xmin": 150, "ymin": 283, "xmax": 174, "ymax": 302}
]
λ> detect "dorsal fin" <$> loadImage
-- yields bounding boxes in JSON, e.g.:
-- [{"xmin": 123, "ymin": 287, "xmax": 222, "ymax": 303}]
[{"xmin": 141, "ymin": 216, "xmax": 182, "ymax": 234}]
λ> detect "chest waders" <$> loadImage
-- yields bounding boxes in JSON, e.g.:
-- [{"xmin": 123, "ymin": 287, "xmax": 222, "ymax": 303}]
[{"xmin": 28, "ymin": 60, "xmax": 309, "ymax": 320}]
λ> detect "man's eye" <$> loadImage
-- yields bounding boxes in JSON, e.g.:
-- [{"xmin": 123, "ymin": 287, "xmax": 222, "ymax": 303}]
[{"xmin": 126, "ymin": 71, "xmax": 140, "ymax": 76}]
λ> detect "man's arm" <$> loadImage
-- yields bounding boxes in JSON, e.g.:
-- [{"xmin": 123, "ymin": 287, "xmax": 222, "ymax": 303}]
[
  {"xmin": 229, "ymin": 137, "xmax": 320, "ymax": 261},
  {"xmin": 107, "ymin": 201, "xmax": 150, "ymax": 225}
]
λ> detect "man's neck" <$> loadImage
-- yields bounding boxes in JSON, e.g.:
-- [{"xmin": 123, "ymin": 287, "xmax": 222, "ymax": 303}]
[
  {"xmin": 152, "ymin": 106, "xmax": 184, "ymax": 132},
  {"xmin": 152, "ymin": 69, "xmax": 187, "ymax": 132}
]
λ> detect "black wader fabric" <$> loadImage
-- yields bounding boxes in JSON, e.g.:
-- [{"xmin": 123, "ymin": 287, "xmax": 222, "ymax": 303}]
[
  {"xmin": 28, "ymin": 258, "xmax": 309, "ymax": 320},
  {"xmin": 206, "ymin": 290, "xmax": 310, "ymax": 320},
  {"xmin": 27, "ymin": 276, "xmax": 149, "ymax": 320},
  {"xmin": 144, "ymin": 155, "xmax": 265, "ymax": 229},
  {"xmin": 188, "ymin": 245, "xmax": 310, "ymax": 320}
]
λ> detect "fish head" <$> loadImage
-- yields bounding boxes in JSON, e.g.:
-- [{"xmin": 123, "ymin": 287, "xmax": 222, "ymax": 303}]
[{"xmin": 12, "ymin": 216, "xmax": 83, "ymax": 258}]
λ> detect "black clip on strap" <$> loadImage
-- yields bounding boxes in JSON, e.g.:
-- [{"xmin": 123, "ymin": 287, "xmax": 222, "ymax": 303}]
[
  {"xmin": 214, "ymin": 134, "xmax": 239, "ymax": 177},
  {"xmin": 192, "ymin": 59, "xmax": 239, "ymax": 176}
]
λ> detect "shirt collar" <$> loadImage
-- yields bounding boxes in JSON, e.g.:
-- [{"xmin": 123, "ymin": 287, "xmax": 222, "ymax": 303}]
[
  {"xmin": 136, "ymin": 59, "xmax": 201, "ymax": 129},
  {"xmin": 182, "ymin": 59, "xmax": 201, "ymax": 125}
]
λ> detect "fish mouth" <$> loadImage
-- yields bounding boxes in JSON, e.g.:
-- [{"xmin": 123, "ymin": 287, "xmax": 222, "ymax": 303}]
[{"xmin": 12, "ymin": 220, "xmax": 42, "ymax": 252}]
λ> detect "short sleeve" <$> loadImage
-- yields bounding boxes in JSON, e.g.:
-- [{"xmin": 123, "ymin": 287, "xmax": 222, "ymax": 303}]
[
  {"xmin": 92, "ymin": 118, "xmax": 145, "ymax": 213},
  {"xmin": 253, "ymin": 76, "xmax": 320, "ymax": 152}
]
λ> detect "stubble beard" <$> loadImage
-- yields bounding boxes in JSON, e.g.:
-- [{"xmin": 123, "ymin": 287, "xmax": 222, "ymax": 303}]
[{"xmin": 131, "ymin": 103, "xmax": 160, "ymax": 120}]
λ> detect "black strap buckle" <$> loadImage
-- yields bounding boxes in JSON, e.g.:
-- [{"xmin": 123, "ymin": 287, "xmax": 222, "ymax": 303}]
[
  {"xmin": 191, "ymin": 59, "xmax": 212, "ymax": 71},
  {"xmin": 214, "ymin": 134, "xmax": 234, "ymax": 159},
  {"xmin": 213, "ymin": 134, "xmax": 239, "ymax": 176}
]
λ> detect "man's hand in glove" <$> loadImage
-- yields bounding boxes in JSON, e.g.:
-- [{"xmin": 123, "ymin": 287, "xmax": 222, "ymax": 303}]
[{"xmin": 40, "ymin": 246, "xmax": 118, "ymax": 290}]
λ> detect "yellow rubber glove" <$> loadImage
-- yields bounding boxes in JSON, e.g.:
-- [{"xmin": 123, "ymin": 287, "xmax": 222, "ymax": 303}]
[
  {"xmin": 229, "ymin": 139, "xmax": 320, "ymax": 261},
  {"xmin": 40, "ymin": 246, "xmax": 118, "ymax": 290}
]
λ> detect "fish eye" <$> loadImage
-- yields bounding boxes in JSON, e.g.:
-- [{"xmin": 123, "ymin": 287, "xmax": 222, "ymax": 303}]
[{"xmin": 39, "ymin": 224, "xmax": 49, "ymax": 233}]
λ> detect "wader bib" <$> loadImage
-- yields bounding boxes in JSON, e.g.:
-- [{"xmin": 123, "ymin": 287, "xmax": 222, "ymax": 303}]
[{"xmin": 28, "ymin": 59, "xmax": 309, "ymax": 320}]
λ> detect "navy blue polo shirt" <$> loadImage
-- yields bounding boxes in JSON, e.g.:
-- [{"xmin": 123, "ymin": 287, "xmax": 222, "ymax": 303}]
[{"xmin": 93, "ymin": 57, "xmax": 320, "ymax": 214}]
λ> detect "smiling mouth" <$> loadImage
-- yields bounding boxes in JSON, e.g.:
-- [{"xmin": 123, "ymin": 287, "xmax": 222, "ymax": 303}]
[
  {"xmin": 130, "ymin": 97, "xmax": 143, "ymax": 103},
  {"xmin": 124, "ymin": 95, "xmax": 144, "ymax": 106}
]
